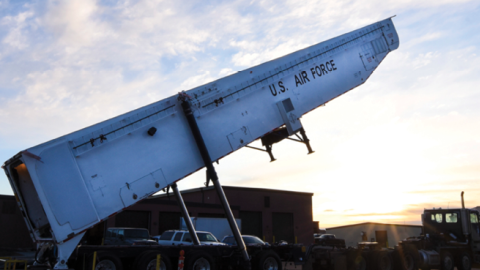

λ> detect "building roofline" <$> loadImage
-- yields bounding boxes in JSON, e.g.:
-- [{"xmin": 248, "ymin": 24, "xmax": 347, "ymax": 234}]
[
  {"xmin": 148, "ymin": 185, "xmax": 313, "ymax": 199},
  {"xmin": 0, "ymin": 194, "xmax": 15, "ymax": 200},
  {"xmin": 223, "ymin": 186, "xmax": 314, "ymax": 196},
  {"xmin": 326, "ymin": 222, "xmax": 422, "ymax": 230}
]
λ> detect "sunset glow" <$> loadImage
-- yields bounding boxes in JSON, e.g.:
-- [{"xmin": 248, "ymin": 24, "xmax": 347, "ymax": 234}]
[{"xmin": 1, "ymin": 0, "xmax": 480, "ymax": 229}]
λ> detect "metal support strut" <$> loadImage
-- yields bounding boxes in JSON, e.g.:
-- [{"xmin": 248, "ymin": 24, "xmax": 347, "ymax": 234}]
[
  {"xmin": 299, "ymin": 127, "xmax": 314, "ymax": 154},
  {"xmin": 171, "ymin": 183, "xmax": 201, "ymax": 245},
  {"xmin": 181, "ymin": 99, "xmax": 250, "ymax": 263}
]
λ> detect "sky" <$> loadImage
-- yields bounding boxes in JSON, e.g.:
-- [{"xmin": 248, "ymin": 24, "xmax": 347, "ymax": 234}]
[{"xmin": 1, "ymin": 0, "xmax": 480, "ymax": 228}]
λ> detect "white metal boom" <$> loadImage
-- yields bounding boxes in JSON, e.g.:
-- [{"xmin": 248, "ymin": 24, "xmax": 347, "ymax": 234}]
[{"xmin": 2, "ymin": 18, "xmax": 399, "ymax": 268}]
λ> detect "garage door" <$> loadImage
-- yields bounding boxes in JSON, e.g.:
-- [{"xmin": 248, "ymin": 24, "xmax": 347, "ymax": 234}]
[
  {"xmin": 272, "ymin": 212, "xmax": 294, "ymax": 243},
  {"xmin": 240, "ymin": 211, "xmax": 262, "ymax": 238}
]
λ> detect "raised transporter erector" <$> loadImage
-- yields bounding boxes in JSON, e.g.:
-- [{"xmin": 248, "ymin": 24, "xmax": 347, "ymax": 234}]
[{"xmin": 2, "ymin": 18, "xmax": 399, "ymax": 269}]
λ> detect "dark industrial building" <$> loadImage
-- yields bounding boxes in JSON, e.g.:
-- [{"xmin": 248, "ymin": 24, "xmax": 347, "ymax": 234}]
[
  {"xmin": 0, "ymin": 195, "xmax": 35, "ymax": 249},
  {"xmin": 0, "ymin": 186, "xmax": 315, "ymax": 248}
]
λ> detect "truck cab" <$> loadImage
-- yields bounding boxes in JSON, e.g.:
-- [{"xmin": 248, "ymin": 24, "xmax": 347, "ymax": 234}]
[
  {"xmin": 398, "ymin": 205, "xmax": 480, "ymax": 270},
  {"xmin": 423, "ymin": 208, "xmax": 480, "ymax": 247}
]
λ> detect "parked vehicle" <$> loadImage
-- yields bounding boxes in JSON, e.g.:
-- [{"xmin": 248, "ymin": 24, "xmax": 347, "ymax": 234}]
[
  {"xmin": 313, "ymin": 230, "xmax": 326, "ymax": 240},
  {"xmin": 313, "ymin": 234, "xmax": 346, "ymax": 248},
  {"xmin": 222, "ymin": 235, "xmax": 266, "ymax": 246},
  {"xmin": 155, "ymin": 230, "xmax": 226, "ymax": 246},
  {"xmin": 104, "ymin": 227, "xmax": 158, "ymax": 246},
  {"xmin": 392, "ymin": 192, "xmax": 480, "ymax": 270},
  {"xmin": 181, "ymin": 217, "xmax": 242, "ymax": 241}
]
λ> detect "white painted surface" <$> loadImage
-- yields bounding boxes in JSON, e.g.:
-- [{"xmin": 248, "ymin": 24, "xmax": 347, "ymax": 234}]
[{"xmin": 3, "ymin": 18, "xmax": 399, "ymax": 263}]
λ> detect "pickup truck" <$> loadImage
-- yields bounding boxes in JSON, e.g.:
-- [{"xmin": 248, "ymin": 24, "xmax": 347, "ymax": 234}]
[
  {"xmin": 314, "ymin": 234, "xmax": 346, "ymax": 248},
  {"xmin": 155, "ymin": 230, "xmax": 226, "ymax": 246}
]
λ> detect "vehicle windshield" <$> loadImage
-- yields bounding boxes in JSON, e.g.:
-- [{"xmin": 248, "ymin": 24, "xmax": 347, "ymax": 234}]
[
  {"xmin": 124, "ymin": 229, "xmax": 150, "ymax": 238},
  {"xmin": 320, "ymin": 234, "xmax": 334, "ymax": 239},
  {"xmin": 160, "ymin": 231, "xmax": 175, "ymax": 240},
  {"xmin": 244, "ymin": 236, "xmax": 264, "ymax": 244},
  {"xmin": 197, "ymin": 232, "xmax": 218, "ymax": 242},
  {"xmin": 183, "ymin": 232, "xmax": 218, "ymax": 242},
  {"xmin": 223, "ymin": 236, "xmax": 264, "ymax": 245}
]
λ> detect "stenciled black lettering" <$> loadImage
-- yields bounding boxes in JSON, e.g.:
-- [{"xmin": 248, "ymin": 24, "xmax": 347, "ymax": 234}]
[
  {"xmin": 278, "ymin": 81, "xmax": 286, "ymax": 92},
  {"xmin": 301, "ymin": 71, "xmax": 310, "ymax": 83},
  {"xmin": 269, "ymin": 84, "xmax": 277, "ymax": 96},
  {"xmin": 315, "ymin": 66, "xmax": 322, "ymax": 77},
  {"xmin": 295, "ymin": 75, "xmax": 303, "ymax": 87},
  {"xmin": 326, "ymin": 61, "xmax": 333, "ymax": 71},
  {"xmin": 320, "ymin": 64, "xmax": 328, "ymax": 75},
  {"xmin": 310, "ymin": 68, "xmax": 316, "ymax": 79},
  {"xmin": 330, "ymin": 60, "xmax": 337, "ymax": 70}
]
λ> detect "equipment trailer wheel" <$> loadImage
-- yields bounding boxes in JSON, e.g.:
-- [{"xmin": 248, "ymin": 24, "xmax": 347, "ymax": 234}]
[
  {"xmin": 255, "ymin": 251, "xmax": 282, "ymax": 270},
  {"xmin": 349, "ymin": 254, "xmax": 366, "ymax": 270},
  {"xmin": 346, "ymin": 249, "xmax": 367, "ymax": 270},
  {"xmin": 398, "ymin": 246, "xmax": 419, "ymax": 270},
  {"xmin": 457, "ymin": 252, "xmax": 472, "ymax": 270},
  {"xmin": 136, "ymin": 251, "xmax": 172, "ymax": 270},
  {"xmin": 440, "ymin": 251, "xmax": 454, "ymax": 270},
  {"xmin": 185, "ymin": 251, "xmax": 216, "ymax": 270},
  {"xmin": 375, "ymin": 251, "xmax": 393, "ymax": 270},
  {"xmin": 88, "ymin": 253, "xmax": 123, "ymax": 270}
]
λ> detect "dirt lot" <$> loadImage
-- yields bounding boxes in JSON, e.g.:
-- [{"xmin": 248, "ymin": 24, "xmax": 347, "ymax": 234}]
[{"xmin": 1, "ymin": 249, "xmax": 480, "ymax": 270}]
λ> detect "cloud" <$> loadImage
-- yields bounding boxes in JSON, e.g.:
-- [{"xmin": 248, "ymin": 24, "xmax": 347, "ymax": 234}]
[
  {"xmin": 42, "ymin": 0, "xmax": 101, "ymax": 46},
  {"xmin": 218, "ymin": 68, "xmax": 235, "ymax": 77},
  {"xmin": 1, "ymin": 0, "xmax": 480, "ymax": 231},
  {"xmin": 1, "ymin": 10, "xmax": 34, "ymax": 50},
  {"xmin": 180, "ymin": 71, "xmax": 216, "ymax": 90},
  {"xmin": 405, "ymin": 32, "xmax": 443, "ymax": 49},
  {"xmin": 412, "ymin": 51, "xmax": 441, "ymax": 69}
]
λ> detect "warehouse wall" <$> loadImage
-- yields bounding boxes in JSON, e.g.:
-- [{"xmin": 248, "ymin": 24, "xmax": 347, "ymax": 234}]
[
  {"xmin": 111, "ymin": 186, "xmax": 315, "ymax": 245},
  {"xmin": 0, "ymin": 195, "xmax": 35, "ymax": 249},
  {"xmin": 0, "ymin": 186, "xmax": 314, "ymax": 248},
  {"xmin": 326, "ymin": 222, "xmax": 422, "ymax": 248}
]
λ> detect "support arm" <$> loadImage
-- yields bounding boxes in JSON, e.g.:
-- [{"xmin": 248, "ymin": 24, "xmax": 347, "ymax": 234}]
[
  {"xmin": 171, "ymin": 183, "xmax": 201, "ymax": 245},
  {"xmin": 180, "ymin": 99, "xmax": 250, "ymax": 263}
]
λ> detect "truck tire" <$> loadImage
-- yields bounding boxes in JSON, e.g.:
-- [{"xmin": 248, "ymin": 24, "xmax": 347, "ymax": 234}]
[
  {"xmin": 136, "ymin": 251, "xmax": 172, "ymax": 270},
  {"xmin": 457, "ymin": 252, "xmax": 472, "ymax": 270},
  {"xmin": 185, "ymin": 251, "xmax": 216, "ymax": 270},
  {"xmin": 88, "ymin": 252, "xmax": 123, "ymax": 270},
  {"xmin": 398, "ymin": 246, "xmax": 419, "ymax": 270},
  {"xmin": 255, "ymin": 251, "xmax": 282, "ymax": 270},
  {"xmin": 375, "ymin": 251, "xmax": 392, "ymax": 270},
  {"xmin": 349, "ymin": 254, "xmax": 366, "ymax": 270},
  {"xmin": 441, "ymin": 251, "xmax": 454, "ymax": 270}
]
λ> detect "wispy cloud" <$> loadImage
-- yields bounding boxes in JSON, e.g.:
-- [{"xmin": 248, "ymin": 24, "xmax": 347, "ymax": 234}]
[{"xmin": 1, "ymin": 0, "xmax": 480, "ymax": 229}]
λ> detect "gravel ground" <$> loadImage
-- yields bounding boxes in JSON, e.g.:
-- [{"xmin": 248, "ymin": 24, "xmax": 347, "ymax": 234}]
[{"xmin": 1, "ymin": 249, "xmax": 479, "ymax": 270}]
